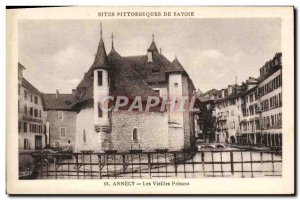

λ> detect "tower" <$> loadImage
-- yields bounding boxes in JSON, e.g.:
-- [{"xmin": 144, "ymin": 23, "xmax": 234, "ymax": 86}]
[
  {"xmin": 92, "ymin": 23, "xmax": 111, "ymax": 150},
  {"xmin": 166, "ymin": 56, "xmax": 192, "ymax": 150}
]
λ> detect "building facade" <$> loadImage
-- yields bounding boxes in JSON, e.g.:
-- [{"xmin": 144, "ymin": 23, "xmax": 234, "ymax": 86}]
[
  {"xmin": 240, "ymin": 53, "xmax": 282, "ymax": 147},
  {"xmin": 18, "ymin": 63, "xmax": 46, "ymax": 151},
  {"xmin": 197, "ymin": 96, "xmax": 216, "ymax": 143},
  {"xmin": 198, "ymin": 53, "xmax": 282, "ymax": 147},
  {"xmin": 214, "ymin": 85, "xmax": 242, "ymax": 144},
  {"xmin": 42, "ymin": 92, "xmax": 77, "ymax": 150}
]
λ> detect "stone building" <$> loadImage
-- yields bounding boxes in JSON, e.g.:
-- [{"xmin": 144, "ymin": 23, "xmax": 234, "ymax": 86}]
[
  {"xmin": 18, "ymin": 63, "xmax": 46, "ymax": 151},
  {"xmin": 42, "ymin": 92, "xmax": 77, "ymax": 149},
  {"xmin": 43, "ymin": 25, "xmax": 197, "ymax": 153}
]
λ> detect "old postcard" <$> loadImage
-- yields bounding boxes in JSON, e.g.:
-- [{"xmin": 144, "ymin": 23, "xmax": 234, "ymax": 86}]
[{"xmin": 6, "ymin": 6, "xmax": 294, "ymax": 195}]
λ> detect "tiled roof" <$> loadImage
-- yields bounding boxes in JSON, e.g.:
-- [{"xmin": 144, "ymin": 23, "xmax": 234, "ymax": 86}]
[
  {"xmin": 42, "ymin": 37, "xmax": 194, "ymax": 111},
  {"xmin": 124, "ymin": 52, "xmax": 173, "ymax": 84},
  {"xmin": 108, "ymin": 49, "xmax": 159, "ymax": 101},
  {"xmin": 42, "ymin": 93, "xmax": 77, "ymax": 110},
  {"xmin": 22, "ymin": 78, "xmax": 41, "ymax": 96},
  {"xmin": 71, "ymin": 48, "xmax": 160, "ymax": 109}
]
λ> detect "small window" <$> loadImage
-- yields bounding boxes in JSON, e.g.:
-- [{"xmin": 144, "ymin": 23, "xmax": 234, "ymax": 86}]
[
  {"xmin": 34, "ymin": 96, "xmax": 38, "ymax": 104},
  {"xmin": 97, "ymin": 71, "xmax": 103, "ymax": 86},
  {"xmin": 60, "ymin": 127, "xmax": 66, "ymax": 138},
  {"xmin": 68, "ymin": 139, "xmax": 71, "ymax": 144},
  {"xmin": 83, "ymin": 130, "xmax": 87, "ymax": 145},
  {"xmin": 24, "ymin": 105, "xmax": 27, "ymax": 115},
  {"xmin": 18, "ymin": 121, "xmax": 21, "ymax": 132},
  {"xmin": 23, "ymin": 122, "xmax": 27, "ymax": 133},
  {"xmin": 18, "ymin": 84, "xmax": 20, "ymax": 95},
  {"xmin": 34, "ymin": 109, "xmax": 38, "ymax": 117},
  {"xmin": 98, "ymin": 102, "xmax": 103, "ymax": 118},
  {"xmin": 58, "ymin": 111, "xmax": 63, "ymax": 120},
  {"xmin": 174, "ymin": 83, "xmax": 179, "ymax": 87},
  {"xmin": 30, "ymin": 94, "xmax": 33, "ymax": 102},
  {"xmin": 154, "ymin": 89, "xmax": 160, "ymax": 96},
  {"xmin": 30, "ymin": 107, "xmax": 33, "ymax": 116},
  {"xmin": 24, "ymin": 139, "xmax": 30, "ymax": 150},
  {"xmin": 132, "ymin": 128, "xmax": 138, "ymax": 142},
  {"xmin": 24, "ymin": 90, "xmax": 27, "ymax": 99}
]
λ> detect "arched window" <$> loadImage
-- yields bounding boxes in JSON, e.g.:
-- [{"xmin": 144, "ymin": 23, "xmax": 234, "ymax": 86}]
[
  {"xmin": 132, "ymin": 128, "xmax": 138, "ymax": 142},
  {"xmin": 83, "ymin": 130, "xmax": 87, "ymax": 145}
]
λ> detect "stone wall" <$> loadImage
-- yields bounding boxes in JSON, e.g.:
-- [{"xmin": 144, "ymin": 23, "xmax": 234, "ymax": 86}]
[{"xmin": 110, "ymin": 110, "xmax": 169, "ymax": 152}]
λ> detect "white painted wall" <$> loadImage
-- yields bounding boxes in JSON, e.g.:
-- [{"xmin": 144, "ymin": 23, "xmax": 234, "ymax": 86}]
[
  {"xmin": 168, "ymin": 74, "xmax": 184, "ymax": 125},
  {"xmin": 75, "ymin": 108, "xmax": 102, "ymax": 152}
]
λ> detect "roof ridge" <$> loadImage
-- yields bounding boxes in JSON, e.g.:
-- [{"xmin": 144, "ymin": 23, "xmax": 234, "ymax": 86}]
[{"xmin": 22, "ymin": 78, "xmax": 41, "ymax": 95}]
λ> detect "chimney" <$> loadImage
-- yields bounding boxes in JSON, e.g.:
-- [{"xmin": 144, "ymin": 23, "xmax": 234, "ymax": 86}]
[
  {"xmin": 72, "ymin": 89, "xmax": 76, "ymax": 96},
  {"xmin": 56, "ymin": 89, "xmax": 59, "ymax": 99}
]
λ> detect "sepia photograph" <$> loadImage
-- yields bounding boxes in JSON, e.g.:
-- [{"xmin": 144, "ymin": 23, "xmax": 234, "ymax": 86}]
[{"xmin": 6, "ymin": 6, "xmax": 294, "ymax": 194}]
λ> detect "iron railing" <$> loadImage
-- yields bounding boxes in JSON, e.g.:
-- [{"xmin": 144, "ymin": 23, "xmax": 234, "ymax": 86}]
[{"xmin": 19, "ymin": 149, "xmax": 282, "ymax": 179}]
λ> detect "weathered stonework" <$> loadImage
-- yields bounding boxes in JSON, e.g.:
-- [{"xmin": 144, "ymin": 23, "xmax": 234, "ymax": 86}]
[{"xmin": 110, "ymin": 110, "xmax": 169, "ymax": 152}]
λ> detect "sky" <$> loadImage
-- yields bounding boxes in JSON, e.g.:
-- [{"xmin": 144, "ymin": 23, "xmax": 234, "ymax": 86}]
[{"xmin": 18, "ymin": 19, "xmax": 281, "ymax": 94}]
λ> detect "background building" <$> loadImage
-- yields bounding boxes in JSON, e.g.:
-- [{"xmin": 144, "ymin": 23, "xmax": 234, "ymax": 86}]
[
  {"xmin": 18, "ymin": 63, "xmax": 46, "ymax": 151},
  {"xmin": 197, "ymin": 53, "xmax": 282, "ymax": 147},
  {"xmin": 43, "ymin": 91, "xmax": 77, "ymax": 149}
]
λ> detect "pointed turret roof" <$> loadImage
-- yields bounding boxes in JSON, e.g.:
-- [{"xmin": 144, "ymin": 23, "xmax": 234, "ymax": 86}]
[
  {"xmin": 166, "ymin": 56, "xmax": 187, "ymax": 74},
  {"xmin": 147, "ymin": 34, "xmax": 159, "ymax": 52},
  {"xmin": 91, "ymin": 23, "xmax": 109, "ymax": 70},
  {"xmin": 148, "ymin": 41, "xmax": 158, "ymax": 52}
]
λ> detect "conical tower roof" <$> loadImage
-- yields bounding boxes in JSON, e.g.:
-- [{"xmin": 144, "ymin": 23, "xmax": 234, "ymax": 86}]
[
  {"xmin": 147, "ymin": 34, "xmax": 159, "ymax": 52},
  {"xmin": 166, "ymin": 56, "xmax": 187, "ymax": 74},
  {"xmin": 91, "ymin": 23, "xmax": 109, "ymax": 70},
  {"xmin": 148, "ymin": 41, "xmax": 159, "ymax": 52}
]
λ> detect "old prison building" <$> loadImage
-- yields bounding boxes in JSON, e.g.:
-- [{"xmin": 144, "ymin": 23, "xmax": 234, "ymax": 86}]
[{"xmin": 42, "ymin": 24, "xmax": 196, "ymax": 153}]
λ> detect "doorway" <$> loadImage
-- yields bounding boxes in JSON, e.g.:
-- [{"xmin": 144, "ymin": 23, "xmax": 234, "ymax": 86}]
[{"xmin": 35, "ymin": 135, "xmax": 42, "ymax": 150}]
